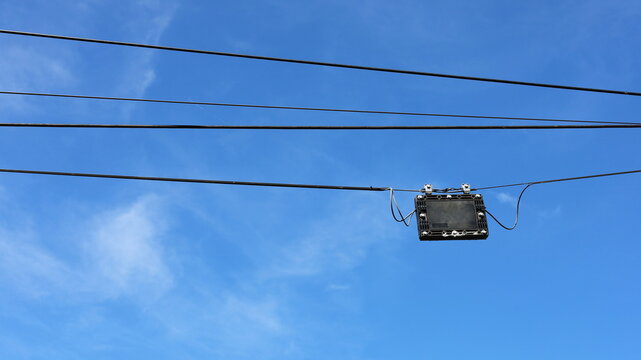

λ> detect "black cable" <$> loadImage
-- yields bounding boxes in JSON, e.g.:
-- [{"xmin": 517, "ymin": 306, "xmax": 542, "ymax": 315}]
[
  {"xmin": 484, "ymin": 184, "xmax": 533, "ymax": 230},
  {"xmin": 2, "ymin": 29, "xmax": 640, "ymax": 97},
  {"xmin": 389, "ymin": 189, "xmax": 416, "ymax": 226},
  {"xmin": 3, "ymin": 167, "xmax": 640, "ymax": 230},
  {"xmin": 0, "ymin": 168, "xmax": 421, "ymax": 192},
  {"xmin": 474, "ymin": 169, "xmax": 641, "ymax": 191},
  {"xmin": 1, "ymin": 90, "xmax": 638, "ymax": 125},
  {"xmin": 480, "ymin": 170, "xmax": 641, "ymax": 230},
  {"xmin": 2, "ymin": 123, "xmax": 641, "ymax": 130}
]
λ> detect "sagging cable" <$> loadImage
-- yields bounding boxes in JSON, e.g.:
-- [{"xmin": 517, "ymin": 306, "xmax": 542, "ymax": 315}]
[
  {"xmin": 390, "ymin": 188, "xmax": 416, "ymax": 227},
  {"xmin": 484, "ymin": 184, "xmax": 533, "ymax": 230}
]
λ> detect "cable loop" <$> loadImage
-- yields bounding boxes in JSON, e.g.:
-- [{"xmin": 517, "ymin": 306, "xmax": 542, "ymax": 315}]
[
  {"xmin": 484, "ymin": 184, "xmax": 533, "ymax": 230},
  {"xmin": 389, "ymin": 188, "xmax": 416, "ymax": 227}
]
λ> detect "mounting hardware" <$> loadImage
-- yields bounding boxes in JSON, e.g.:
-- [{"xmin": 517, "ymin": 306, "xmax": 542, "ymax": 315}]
[
  {"xmin": 461, "ymin": 184, "xmax": 471, "ymax": 194},
  {"xmin": 423, "ymin": 184, "xmax": 433, "ymax": 194}
]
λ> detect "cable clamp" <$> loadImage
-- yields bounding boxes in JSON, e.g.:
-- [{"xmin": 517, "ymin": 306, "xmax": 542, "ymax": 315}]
[
  {"xmin": 422, "ymin": 184, "xmax": 433, "ymax": 194},
  {"xmin": 461, "ymin": 183, "xmax": 471, "ymax": 194}
]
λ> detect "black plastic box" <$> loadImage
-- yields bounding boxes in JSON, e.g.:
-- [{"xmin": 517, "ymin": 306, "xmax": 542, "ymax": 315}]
[{"xmin": 415, "ymin": 194, "xmax": 489, "ymax": 241}]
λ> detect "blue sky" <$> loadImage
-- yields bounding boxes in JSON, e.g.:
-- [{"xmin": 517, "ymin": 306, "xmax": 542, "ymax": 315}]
[{"xmin": 1, "ymin": 1, "xmax": 640, "ymax": 359}]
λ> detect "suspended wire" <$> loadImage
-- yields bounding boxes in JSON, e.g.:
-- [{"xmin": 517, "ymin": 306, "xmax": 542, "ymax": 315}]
[
  {"xmin": 474, "ymin": 169, "xmax": 641, "ymax": 191},
  {"xmin": 0, "ymin": 168, "xmax": 421, "ymax": 226},
  {"xmin": 1, "ymin": 91, "xmax": 638, "ymax": 126},
  {"xmin": 0, "ymin": 168, "xmax": 421, "ymax": 192},
  {"xmin": 389, "ymin": 188, "xmax": 416, "ymax": 226},
  {"xmin": 2, "ymin": 123, "xmax": 641, "ymax": 130},
  {"xmin": 1, "ymin": 29, "xmax": 640, "ymax": 97},
  {"xmin": 1, "ymin": 167, "xmax": 640, "ymax": 230},
  {"xmin": 479, "ymin": 170, "xmax": 641, "ymax": 230},
  {"xmin": 2, "ymin": 168, "xmax": 637, "ymax": 192},
  {"xmin": 484, "ymin": 184, "xmax": 533, "ymax": 230}
]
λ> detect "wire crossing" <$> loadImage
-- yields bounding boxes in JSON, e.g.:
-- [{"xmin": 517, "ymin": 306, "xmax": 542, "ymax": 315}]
[
  {"xmin": 2, "ymin": 29, "xmax": 640, "ymax": 97},
  {"xmin": 2, "ymin": 123, "xmax": 641, "ymax": 130},
  {"xmin": 2, "ymin": 90, "xmax": 638, "ymax": 125}
]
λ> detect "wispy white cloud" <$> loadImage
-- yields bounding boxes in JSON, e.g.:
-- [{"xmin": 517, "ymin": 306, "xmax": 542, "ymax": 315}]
[
  {"xmin": 538, "ymin": 204, "xmax": 562, "ymax": 218},
  {"xmin": 326, "ymin": 283, "xmax": 351, "ymax": 291},
  {"xmin": 134, "ymin": 195, "xmax": 393, "ymax": 357},
  {"xmin": 86, "ymin": 195, "xmax": 173, "ymax": 299},
  {"xmin": 0, "ymin": 195, "xmax": 172, "ymax": 301},
  {"xmin": 145, "ymin": 290, "xmax": 291, "ymax": 359},
  {"xmin": 135, "ymin": 0, "xmax": 178, "ymax": 44},
  {"xmin": 496, "ymin": 192, "xmax": 517, "ymax": 205},
  {"xmin": 0, "ymin": 46, "xmax": 75, "ymax": 113},
  {"xmin": 0, "ymin": 189, "xmax": 389, "ymax": 357},
  {"xmin": 261, "ymin": 196, "xmax": 389, "ymax": 280},
  {"xmin": 0, "ymin": 189, "xmax": 291, "ymax": 354},
  {"xmin": 116, "ymin": 0, "xmax": 178, "ymax": 117},
  {"xmin": 0, "ymin": 1, "xmax": 178, "ymax": 117},
  {"xmin": 222, "ymin": 294, "xmax": 284, "ymax": 333},
  {"xmin": 0, "ymin": 229, "xmax": 76, "ymax": 297}
]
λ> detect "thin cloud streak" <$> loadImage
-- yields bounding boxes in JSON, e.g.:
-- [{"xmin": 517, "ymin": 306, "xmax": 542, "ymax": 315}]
[
  {"xmin": 497, "ymin": 192, "xmax": 518, "ymax": 205},
  {"xmin": 0, "ymin": 229, "xmax": 76, "ymax": 297},
  {"xmin": 116, "ymin": 0, "xmax": 178, "ymax": 117},
  {"xmin": 86, "ymin": 195, "xmax": 173, "ymax": 299},
  {"xmin": 0, "ymin": 195, "xmax": 173, "ymax": 301},
  {"xmin": 0, "ymin": 46, "xmax": 75, "ymax": 113}
]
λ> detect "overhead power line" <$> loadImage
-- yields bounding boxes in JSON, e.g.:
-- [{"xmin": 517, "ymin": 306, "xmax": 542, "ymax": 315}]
[
  {"xmin": 2, "ymin": 123, "xmax": 641, "ymax": 130},
  {"xmin": 474, "ymin": 169, "xmax": 641, "ymax": 191},
  {"xmin": 480, "ymin": 169, "xmax": 641, "ymax": 231},
  {"xmin": 1, "ymin": 90, "xmax": 638, "ymax": 125},
  {"xmin": 1, "ymin": 29, "xmax": 640, "ymax": 97},
  {"xmin": 1, "ymin": 167, "xmax": 639, "ymax": 192},
  {"xmin": 0, "ymin": 168, "xmax": 414, "ymax": 192},
  {"xmin": 2, "ymin": 167, "xmax": 639, "ymax": 231}
]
